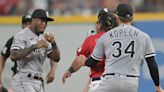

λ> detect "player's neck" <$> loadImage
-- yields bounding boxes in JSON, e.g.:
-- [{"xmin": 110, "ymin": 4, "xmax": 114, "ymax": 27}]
[{"xmin": 119, "ymin": 22, "xmax": 131, "ymax": 25}]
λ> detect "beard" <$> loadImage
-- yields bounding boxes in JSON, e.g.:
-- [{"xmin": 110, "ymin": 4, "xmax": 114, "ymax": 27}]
[{"xmin": 34, "ymin": 26, "xmax": 44, "ymax": 36}]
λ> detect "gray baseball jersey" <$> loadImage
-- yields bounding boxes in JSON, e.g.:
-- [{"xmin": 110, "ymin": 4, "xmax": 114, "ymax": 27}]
[
  {"xmin": 91, "ymin": 24, "xmax": 155, "ymax": 76},
  {"xmin": 11, "ymin": 27, "xmax": 52, "ymax": 75}
]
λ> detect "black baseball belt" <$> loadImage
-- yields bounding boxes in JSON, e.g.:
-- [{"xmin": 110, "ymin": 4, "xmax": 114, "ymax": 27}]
[
  {"xmin": 103, "ymin": 73, "xmax": 139, "ymax": 78},
  {"xmin": 91, "ymin": 77, "xmax": 102, "ymax": 81},
  {"xmin": 27, "ymin": 73, "xmax": 43, "ymax": 81}
]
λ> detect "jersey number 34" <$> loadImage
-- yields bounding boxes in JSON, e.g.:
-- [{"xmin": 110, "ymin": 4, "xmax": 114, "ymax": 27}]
[{"xmin": 112, "ymin": 41, "xmax": 135, "ymax": 58}]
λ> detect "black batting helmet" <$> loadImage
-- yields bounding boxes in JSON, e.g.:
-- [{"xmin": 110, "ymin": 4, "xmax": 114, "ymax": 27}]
[{"xmin": 22, "ymin": 14, "xmax": 32, "ymax": 23}]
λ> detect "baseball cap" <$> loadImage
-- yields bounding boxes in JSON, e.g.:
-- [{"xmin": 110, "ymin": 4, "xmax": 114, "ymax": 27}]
[
  {"xmin": 32, "ymin": 9, "xmax": 54, "ymax": 21},
  {"xmin": 116, "ymin": 3, "xmax": 133, "ymax": 18},
  {"xmin": 22, "ymin": 14, "xmax": 32, "ymax": 23}
]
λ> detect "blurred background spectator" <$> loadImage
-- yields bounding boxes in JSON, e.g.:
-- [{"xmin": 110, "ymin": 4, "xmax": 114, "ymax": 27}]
[{"xmin": 0, "ymin": 0, "xmax": 164, "ymax": 15}]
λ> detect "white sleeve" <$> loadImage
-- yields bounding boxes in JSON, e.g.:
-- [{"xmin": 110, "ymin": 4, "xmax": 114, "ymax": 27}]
[
  {"xmin": 11, "ymin": 33, "xmax": 26, "ymax": 50},
  {"xmin": 145, "ymin": 35, "xmax": 156, "ymax": 58},
  {"xmin": 91, "ymin": 36, "xmax": 105, "ymax": 61}
]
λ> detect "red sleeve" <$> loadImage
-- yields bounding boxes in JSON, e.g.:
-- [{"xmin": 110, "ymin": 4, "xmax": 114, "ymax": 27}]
[{"xmin": 77, "ymin": 37, "xmax": 91, "ymax": 57}]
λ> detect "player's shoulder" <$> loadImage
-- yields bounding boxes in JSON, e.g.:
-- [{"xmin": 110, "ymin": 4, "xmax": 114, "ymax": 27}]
[
  {"xmin": 14, "ymin": 28, "xmax": 27, "ymax": 37},
  {"xmin": 85, "ymin": 33, "xmax": 100, "ymax": 41},
  {"xmin": 85, "ymin": 34, "xmax": 96, "ymax": 40}
]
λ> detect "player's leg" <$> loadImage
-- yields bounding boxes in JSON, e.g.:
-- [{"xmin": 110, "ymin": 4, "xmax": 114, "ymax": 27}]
[
  {"xmin": 94, "ymin": 76, "xmax": 112, "ymax": 92},
  {"xmin": 96, "ymin": 75, "xmax": 138, "ymax": 92},
  {"xmin": 120, "ymin": 77, "xmax": 138, "ymax": 92},
  {"xmin": 11, "ymin": 77, "xmax": 36, "ymax": 92},
  {"xmin": 37, "ymin": 80, "xmax": 44, "ymax": 92},
  {"xmin": 11, "ymin": 73, "xmax": 41, "ymax": 92}
]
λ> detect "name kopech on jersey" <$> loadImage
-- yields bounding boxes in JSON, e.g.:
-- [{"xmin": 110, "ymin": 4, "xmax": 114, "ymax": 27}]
[{"xmin": 109, "ymin": 28, "xmax": 139, "ymax": 39}]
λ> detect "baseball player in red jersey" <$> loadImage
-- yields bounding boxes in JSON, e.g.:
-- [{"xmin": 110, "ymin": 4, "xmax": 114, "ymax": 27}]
[{"xmin": 62, "ymin": 8, "xmax": 118, "ymax": 92}]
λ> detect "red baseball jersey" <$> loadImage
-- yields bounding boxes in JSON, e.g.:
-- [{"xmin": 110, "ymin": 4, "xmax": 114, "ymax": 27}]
[{"xmin": 77, "ymin": 32, "xmax": 105, "ymax": 78}]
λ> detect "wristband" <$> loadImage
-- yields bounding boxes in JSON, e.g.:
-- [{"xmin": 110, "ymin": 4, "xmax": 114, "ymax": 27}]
[{"xmin": 51, "ymin": 43, "xmax": 57, "ymax": 49}]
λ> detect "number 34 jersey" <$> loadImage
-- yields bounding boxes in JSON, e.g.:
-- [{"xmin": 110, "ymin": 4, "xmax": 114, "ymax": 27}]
[{"xmin": 91, "ymin": 24, "xmax": 155, "ymax": 76}]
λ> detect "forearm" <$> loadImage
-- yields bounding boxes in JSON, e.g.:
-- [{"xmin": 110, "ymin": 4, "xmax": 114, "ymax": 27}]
[
  {"xmin": 67, "ymin": 59, "xmax": 82, "ymax": 73},
  {"xmin": 146, "ymin": 56, "xmax": 160, "ymax": 86},
  {"xmin": 10, "ymin": 45, "xmax": 37, "ymax": 61},
  {"xmin": 50, "ymin": 60, "xmax": 58, "ymax": 73},
  {"xmin": 48, "ymin": 43, "xmax": 60, "ymax": 62}
]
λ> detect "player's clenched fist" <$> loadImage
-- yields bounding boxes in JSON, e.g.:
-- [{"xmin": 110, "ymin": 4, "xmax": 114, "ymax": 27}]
[
  {"xmin": 62, "ymin": 71, "xmax": 71, "ymax": 84},
  {"xmin": 44, "ymin": 32, "xmax": 55, "ymax": 44},
  {"xmin": 36, "ymin": 39, "xmax": 48, "ymax": 49}
]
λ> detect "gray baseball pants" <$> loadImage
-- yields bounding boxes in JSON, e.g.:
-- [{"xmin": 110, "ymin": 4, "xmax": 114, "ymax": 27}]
[
  {"xmin": 95, "ymin": 74, "xmax": 139, "ymax": 92},
  {"xmin": 11, "ymin": 72, "xmax": 44, "ymax": 92}
]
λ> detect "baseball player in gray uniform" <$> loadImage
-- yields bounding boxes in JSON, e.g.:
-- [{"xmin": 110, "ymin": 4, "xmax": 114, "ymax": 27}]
[
  {"xmin": 76, "ymin": 3, "xmax": 164, "ymax": 92},
  {"xmin": 10, "ymin": 9, "xmax": 60, "ymax": 92}
]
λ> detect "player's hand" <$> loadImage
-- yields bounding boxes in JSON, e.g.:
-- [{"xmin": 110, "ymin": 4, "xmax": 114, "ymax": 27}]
[
  {"xmin": 156, "ymin": 86, "xmax": 164, "ymax": 92},
  {"xmin": 75, "ymin": 55, "xmax": 87, "ymax": 66},
  {"xmin": 62, "ymin": 71, "xmax": 71, "ymax": 84},
  {"xmin": 46, "ymin": 70, "xmax": 55, "ymax": 84},
  {"xmin": 36, "ymin": 39, "xmax": 48, "ymax": 49},
  {"xmin": 44, "ymin": 32, "xmax": 55, "ymax": 44}
]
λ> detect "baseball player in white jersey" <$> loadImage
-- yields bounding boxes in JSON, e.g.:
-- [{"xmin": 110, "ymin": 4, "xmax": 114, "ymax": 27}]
[
  {"xmin": 10, "ymin": 9, "xmax": 60, "ymax": 92},
  {"xmin": 76, "ymin": 3, "xmax": 164, "ymax": 92}
]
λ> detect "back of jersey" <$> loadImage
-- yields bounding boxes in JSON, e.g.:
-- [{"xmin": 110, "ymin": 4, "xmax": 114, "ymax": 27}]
[{"xmin": 92, "ymin": 24, "xmax": 155, "ymax": 76}]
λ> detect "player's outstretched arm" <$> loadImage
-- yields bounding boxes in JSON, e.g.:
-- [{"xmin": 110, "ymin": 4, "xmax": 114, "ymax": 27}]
[
  {"xmin": 146, "ymin": 56, "xmax": 164, "ymax": 92},
  {"xmin": 62, "ymin": 58, "xmax": 84, "ymax": 84}
]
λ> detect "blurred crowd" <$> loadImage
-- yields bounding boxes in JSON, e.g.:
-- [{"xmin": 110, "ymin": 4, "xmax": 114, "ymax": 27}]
[{"xmin": 0, "ymin": 0, "xmax": 164, "ymax": 16}]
